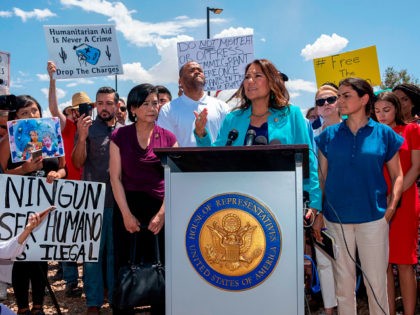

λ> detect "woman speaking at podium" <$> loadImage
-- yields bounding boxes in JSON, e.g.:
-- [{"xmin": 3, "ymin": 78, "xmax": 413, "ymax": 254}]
[{"xmin": 194, "ymin": 58, "xmax": 322, "ymax": 218}]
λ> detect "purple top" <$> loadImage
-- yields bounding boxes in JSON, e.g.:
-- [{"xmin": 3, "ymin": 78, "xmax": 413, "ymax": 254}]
[{"xmin": 111, "ymin": 124, "xmax": 176, "ymax": 200}]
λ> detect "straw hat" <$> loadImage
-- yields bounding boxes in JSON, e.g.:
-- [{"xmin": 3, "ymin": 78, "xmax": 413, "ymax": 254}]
[{"xmin": 71, "ymin": 92, "xmax": 93, "ymax": 109}]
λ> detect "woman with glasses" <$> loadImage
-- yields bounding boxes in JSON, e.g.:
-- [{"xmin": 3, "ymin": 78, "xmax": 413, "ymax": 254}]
[
  {"xmin": 110, "ymin": 84, "xmax": 178, "ymax": 314},
  {"xmin": 374, "ymin": 92, "xmax": 420, "ymax": 315},
  {"xmin": 315, "ymin": 78, "xmax": 404, "ymax": 315}
]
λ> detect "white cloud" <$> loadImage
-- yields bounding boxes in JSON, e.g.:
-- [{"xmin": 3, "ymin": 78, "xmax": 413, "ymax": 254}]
[
  {"xmin": 300, "ymin": 33, "xmax": 349, "ymax": 61},
  {"xmin": 64, "ymin": 78, "xmax": 95, "ymax": 87},
  {"xmin": 40, "ymin": 87, "xmax": 66, "ymax": 99},
  {"xmin": 60, "ymin": 0, "xmax": 210, "ymax": 47},
  {"xmin": 214, "ymin": 27, "xmax": 253, "ymax": 38},
  {"xmin": 13, "ymin": 8, "xmax": 56, "ymax": 22},
  {"xmin": 286, "ymin": 79, "xmax": 317, "ymax": 93},
  {"xmin": 58, "ymin": 0, "xmax": 228, "ymax": 85},
  {"xmin": 37, "ymin": 74, "xmax": 50, "ymax": 81},
  {"xmin": 57, "ymin": 1, "xmax": 252, "ymax": 88},
  {"xmin": 0, "ymin": 11, "xmax": 13, "ymax": 17}
]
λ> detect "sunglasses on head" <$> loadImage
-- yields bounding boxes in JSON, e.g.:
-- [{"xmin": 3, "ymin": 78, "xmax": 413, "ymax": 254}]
[{"xmin": 315, "ymin": 96, "xmax": 337, "ymax": 107}]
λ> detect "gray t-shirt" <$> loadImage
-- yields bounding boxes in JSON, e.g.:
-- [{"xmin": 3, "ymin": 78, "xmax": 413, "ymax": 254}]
[{"xmin": 75, "ymin": 117, "xmax": 121, "ymax": 208}]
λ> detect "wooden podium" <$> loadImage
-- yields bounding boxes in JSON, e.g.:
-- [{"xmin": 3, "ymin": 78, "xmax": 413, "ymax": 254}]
[{"xmin": 155, "ymin": 145, "xmax": 308, "ymax": 315}]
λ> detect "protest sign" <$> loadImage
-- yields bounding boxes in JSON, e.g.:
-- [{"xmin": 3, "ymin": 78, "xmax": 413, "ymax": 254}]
[
  {"xmin": 44, "ymin": 24, "xmax": 123, "ymax": 79},
  {"xmin": 177, "ymin": 35, "xmax": 254, "ymax": 91},
  {"xmin": 313, "ymin": 45, "xmax": 381, "ymax": 88},
  {"xmin": 0, "ymin": 51, "xmax": 10, "ymax": 88},
  {"xmin": 0, "ymin": 174, "xmax": 105, "ymax": 262},
  {"xmin": 7, "ymin": 117, "xmax": 64, "ymax": 163}
]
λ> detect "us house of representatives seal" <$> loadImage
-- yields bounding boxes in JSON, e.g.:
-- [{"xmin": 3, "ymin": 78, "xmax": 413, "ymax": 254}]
[{"xmin": 185, "ymin": 193, "xmax": 281, "ymax": 291}]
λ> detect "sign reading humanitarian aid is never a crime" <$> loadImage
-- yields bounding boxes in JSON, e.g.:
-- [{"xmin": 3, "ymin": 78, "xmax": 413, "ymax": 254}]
[
  {"xmin": 44, "ymin": 24, "xmax": 123, "ymax": 79},
  {"xmin": 177, "ymin": 35, "xmax": 254, "ymax": 91},
  {"xmin": 313, "ymin": 45, "xmax": 381, "ymax": 88},
  {"xmin": 0, "ymin": 174, "xmax": 105, "ymax": 262}
]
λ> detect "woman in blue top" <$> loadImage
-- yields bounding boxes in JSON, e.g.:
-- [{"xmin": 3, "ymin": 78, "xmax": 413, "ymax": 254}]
[
  {"xmin": 194, "ymin": 58, "xmax": 322, "ymax": 215},
  {"xmin": 315, "ymin": 78, "xmax": 404, "ymax": 315}
]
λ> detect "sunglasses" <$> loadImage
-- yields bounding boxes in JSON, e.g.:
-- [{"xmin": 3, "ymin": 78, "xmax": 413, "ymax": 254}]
[
  {"xmin": 119, "ymin": 106, "xmax": 127, "ymax": 112},
  {"xmin": 0, "ymin": 125, "xmax": 7, "ymax": 130},
  {"xmin": 315, "ymin": 96, "xmax": 337, "ymax": 107}
]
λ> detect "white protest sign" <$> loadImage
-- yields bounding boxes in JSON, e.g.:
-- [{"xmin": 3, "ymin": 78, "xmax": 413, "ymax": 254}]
[
  {"xmin": 0, "ymin": 51, "xmax": 10, "ymax": 88},
  {"xmin": 177, "ymin": 35, "xmax": 254, "ymax": 91},
  {"xmin": 44, "ymin": 24, "xmax": 123, "ymax": 79},
  {"xmin": 0, "ymin": 174, "xmax": 105, "ymax": 262}
]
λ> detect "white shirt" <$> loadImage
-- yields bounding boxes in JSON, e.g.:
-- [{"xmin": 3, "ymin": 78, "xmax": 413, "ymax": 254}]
[
  {"xmin": 158, "ymin": 93, "xmax": 229, "ymax": 147},
  {"xmin": 0, "ymin": 236, "xmax": 25, "ymax": 260}
]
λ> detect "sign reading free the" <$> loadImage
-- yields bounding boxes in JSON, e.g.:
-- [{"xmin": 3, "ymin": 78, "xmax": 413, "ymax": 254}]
[{"xmin": 313, "ymin": 45, "xmax": 381, "ymax": 88}]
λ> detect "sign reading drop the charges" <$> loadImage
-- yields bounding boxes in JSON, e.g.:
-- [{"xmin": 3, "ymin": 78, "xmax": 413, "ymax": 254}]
[
  {"xmin": 177, "ymin": 35, "xmax": 254, "ymax": 91},
  {"xmin": 44, "ymin": 24, "xmax": 123, "ymax": 79},
  {"xmin": 0, "ymin": 174, "xmax": 105, "ymax": 262},
  {"xmin": 313, "ymin": 45, "xmax": 381, "ymax": 88}
]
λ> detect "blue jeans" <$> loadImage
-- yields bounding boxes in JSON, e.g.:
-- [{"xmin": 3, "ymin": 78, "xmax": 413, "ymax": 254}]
[
  {"xmin": 83, "ymin": 207, "xmax": 114, "ymax": 307},
  {"xmin": 62, "ymin": 262, "xmax": 78, "ymax": 284}
]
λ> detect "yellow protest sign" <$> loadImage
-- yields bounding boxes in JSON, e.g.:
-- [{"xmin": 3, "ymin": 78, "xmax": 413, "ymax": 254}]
[{"xmin": 313, "ymin": 45, "xmax": 381, "ymax": 88}]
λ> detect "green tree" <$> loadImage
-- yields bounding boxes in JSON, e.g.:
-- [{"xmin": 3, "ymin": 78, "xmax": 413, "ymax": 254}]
[{"xmin": 380, "ymin": 67, "xmax": 419, "ymax": 89}]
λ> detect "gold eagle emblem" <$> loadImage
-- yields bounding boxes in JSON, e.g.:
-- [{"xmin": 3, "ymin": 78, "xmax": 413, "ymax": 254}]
[{"xmin": 204, "ymin": 213, "xmax": 263, "ymax": 271}]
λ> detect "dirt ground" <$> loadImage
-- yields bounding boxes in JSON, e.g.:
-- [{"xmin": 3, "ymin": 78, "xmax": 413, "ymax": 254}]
[
  {"xmin": 2, "ymin": 261, "xmax": 418, "ymax": 315},
  {"xmin": 1, "ymin": 262, "xmax": 112, "ymax": 315}
]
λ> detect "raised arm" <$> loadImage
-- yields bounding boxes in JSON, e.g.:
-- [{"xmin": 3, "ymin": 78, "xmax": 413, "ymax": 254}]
[{"xmin": 47, "ymin": 61, "xmax": 66, "ymax": 130}]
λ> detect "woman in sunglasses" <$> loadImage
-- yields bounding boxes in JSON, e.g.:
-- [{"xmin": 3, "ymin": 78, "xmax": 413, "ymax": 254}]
[
  {"xmin": 315, "ymin": 78, "xmax": 404, "ymax": 315},
  {"xmin": 313, "ymin": 84, "xmax": 341, "ymax": 137},
  {"xmin": 374, "ymin": 92, "xmax": 420, "ymax": 315}
]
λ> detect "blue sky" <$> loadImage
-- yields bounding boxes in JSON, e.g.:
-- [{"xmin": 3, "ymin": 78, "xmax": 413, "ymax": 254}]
[{"xmin": 1, "ymin": 0, "xmax": 419, "ymax": 115}]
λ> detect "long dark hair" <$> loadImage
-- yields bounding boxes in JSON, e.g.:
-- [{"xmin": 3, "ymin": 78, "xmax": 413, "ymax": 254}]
[
  {"xmin": 126, "ymin": 84, "xmax": 158, "ymax": 122},
  {"xmin": 392, "ymin": 83, "xmax": 420, "ymax": 118},
  {"xmin": 339, "ymin": 78, "xmax": 374, "ymax": 115},
  {"xmin": 374, "ymin": 92, "xmax": 406, "ymax": 126},
  {"xmin": 235, "ymin": 59, "xmax": 290, "ymax": 111},
  {"xmin": 8, "ymin": 95, "xmax": 42, "ymax": 120}
]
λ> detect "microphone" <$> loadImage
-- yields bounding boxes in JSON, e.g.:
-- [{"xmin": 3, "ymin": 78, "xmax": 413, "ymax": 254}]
[
  {"xmin": 244, "ymin": 129, "xmax": 256, "ymax": 146},
  {"xmin": 254, "ymin": 135, "xmax": 268, "ymax": 145},
  {"xmin": 269, "ymin": 139, "xmax": 281, "ymax": 145},
  {"xmin": 225, "ymin": 129, "xmax": 239, "ymax": 146}
]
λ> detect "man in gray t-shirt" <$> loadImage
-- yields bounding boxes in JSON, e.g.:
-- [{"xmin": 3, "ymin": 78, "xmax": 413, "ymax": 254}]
[{"xmin": 72, "ymin": 86, "xmax": 121, "ymax": 315}]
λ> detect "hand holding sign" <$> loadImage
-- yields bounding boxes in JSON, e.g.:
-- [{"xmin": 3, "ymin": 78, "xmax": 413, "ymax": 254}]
[{"xmin": 18, "ymin": 206, "xmax": 56, "ymax": 245}]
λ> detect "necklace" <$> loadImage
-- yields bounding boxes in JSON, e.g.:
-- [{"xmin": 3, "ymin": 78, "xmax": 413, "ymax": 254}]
[{"xmin": 251, "ymin": 110, "xmax": 269, "ymax": 118}]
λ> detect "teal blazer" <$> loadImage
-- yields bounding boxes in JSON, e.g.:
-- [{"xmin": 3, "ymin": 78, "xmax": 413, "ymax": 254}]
[{"xmin": 195, "ymin": 105, "xmax": 322, "ymax": 210}]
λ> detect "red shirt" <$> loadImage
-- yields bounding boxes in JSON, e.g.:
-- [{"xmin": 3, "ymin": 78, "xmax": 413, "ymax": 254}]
[{"xmin": 62, "ymin": 119, "xmax": 82, "ymax": 180}]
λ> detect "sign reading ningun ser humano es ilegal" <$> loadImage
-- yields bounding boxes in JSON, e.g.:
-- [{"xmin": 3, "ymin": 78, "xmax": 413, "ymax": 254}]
[{"xmin": 0, "ymin": 174, "xmax": 105, "ymax": 262}]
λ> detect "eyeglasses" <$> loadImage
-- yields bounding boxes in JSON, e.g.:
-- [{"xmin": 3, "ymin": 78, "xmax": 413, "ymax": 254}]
[{"xmin": 315, "ymin": 96, "xmax": 337, "ymax": 107}]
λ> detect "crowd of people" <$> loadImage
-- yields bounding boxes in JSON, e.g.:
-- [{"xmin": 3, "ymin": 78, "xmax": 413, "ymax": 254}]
[{"xmin": 0, "ymin": 58, "xmax": 419, "ymax": 315}]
